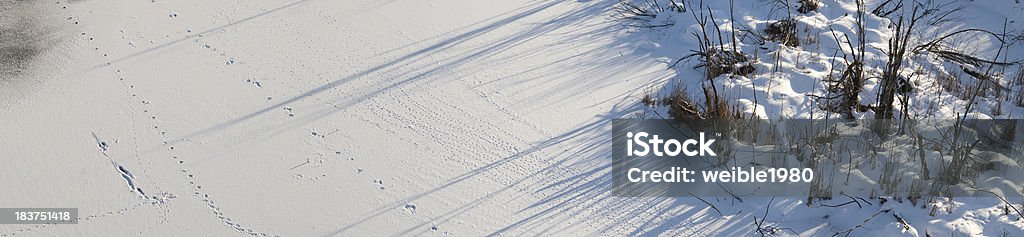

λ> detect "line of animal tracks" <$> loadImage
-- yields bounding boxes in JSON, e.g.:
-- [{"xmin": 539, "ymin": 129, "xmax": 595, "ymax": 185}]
[{"xmin": 0, "ymin": 0, "xmax": 662, "ymax": 235}]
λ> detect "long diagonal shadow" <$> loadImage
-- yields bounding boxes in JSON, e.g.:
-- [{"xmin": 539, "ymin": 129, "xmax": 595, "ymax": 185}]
[
  {"xmin": 319, "ymin": 114, "xmax": 612, "ymax": 236},
  {"xmin": 170, "ymin": 1, "xmax": 562, "ymax": 142},
  {"xmin": 86, "ymin": 0, "xmax": 310, "ymax": 70},
  {"xmin": 319, "ymin": 139, "xmax": 548, "ymax": 236},
  {"xmin": 239, "ymin": 0, "xmax": 618, "ymax": 139},
  {"xmin": 83, "ymin": 0, "xmax": 398, "ymax": 71}
]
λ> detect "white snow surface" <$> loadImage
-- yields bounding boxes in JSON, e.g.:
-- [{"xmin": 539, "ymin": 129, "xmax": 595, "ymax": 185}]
[{"xmin": 1, "ymin": 0, "xmax": 1023, "ymax": 236}]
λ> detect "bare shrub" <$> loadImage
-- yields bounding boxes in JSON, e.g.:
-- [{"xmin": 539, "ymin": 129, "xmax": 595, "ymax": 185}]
[
  {"xmin": 814, "ymin": 1, "xmax": 867, "ymax": 119},
  {"xmin": 684, "ymin": 48, "xmax": 756, "ymax": 79},
  {"xmin": 874, "ymin": 3, "xmax": 922, "ymax": 120},
  {"xmin": 765, "ymin": 19, "xmax": 799, "ymax": 47},
  {"xmin": 675, "ymin": 0, "xmax": 755, "ymax": 79},
  {"xmin": 642, "ymin": 93, "xmax": 657, "ymax": 106},
  {"xmin": 667, "ymin": 0, "xmax": 752, "ymax": 122},
  {"xmin": 614, "ymin": 0, "xmax": 684, "ymax": 27},
  {"xmin": 916, "ymin": 31, "xmax": 1015, "ymax": 68},
  {"xmin": 935, "ymin": 121, "xmax": 982, "ymax": 188},
  {"xmin": 702, "ymin": 85, "xmax": 743, "ymax": 119},
  {"xmin": 664, "ymin": 86, "xmax": 742, "ymax": 120},
  {"xmin": 879, "ymin": 157, "xmax": 903, "ymax": 196},
  {"xmin": 936, "ymin": 70, "xmax": 967, "ymax": 99},
  {"xmin": 871, "ymin": 0, "xmax": 902, "ymax": 17},
  {"xmin": 1015, "ymin": 65, "xmax": 1024, "ymax": 85},
  {"xmin": 1014, "ymin": 66, "xmax": 1024, "ymax": 106},
  {"xmin": 615, "ymin": 0, "xmax": 663, "ymax": 20},
  {"xmin": 797, "ymin": 0, "xmax": 819, "ymax": 14},
  {"xmin": 665, "ymin": 89, "xmax": 703, "ymax": 119}
]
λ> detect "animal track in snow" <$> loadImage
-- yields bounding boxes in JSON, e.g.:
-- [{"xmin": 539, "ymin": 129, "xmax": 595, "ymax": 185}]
[
  {"xmin": 96, "ymin": 53, "xmax": 274, "ymax": 236},
  {"xmin": 403, "ymin": 203, "xmax": 417, "ymax": 214}
]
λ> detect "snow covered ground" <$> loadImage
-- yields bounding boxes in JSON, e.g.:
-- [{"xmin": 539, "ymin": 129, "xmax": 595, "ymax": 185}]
[{"xmin": 1, "ymin": 0, "xmax": 1023, "ymax": 236}]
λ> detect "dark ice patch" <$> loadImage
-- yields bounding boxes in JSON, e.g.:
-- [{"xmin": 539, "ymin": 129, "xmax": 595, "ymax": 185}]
[{"xmin": 0, "ymin": 0, "xmax": 57, "ymax": 80}]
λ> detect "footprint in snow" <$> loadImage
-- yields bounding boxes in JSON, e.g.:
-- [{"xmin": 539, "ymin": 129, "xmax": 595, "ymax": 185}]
[
  {"xmin": 404, "ymin": 203, "xmax": 416, "ymax": 214},
  {"xmin": 245, "ymin": 78, "xmax": 261, "ymax": 88},
  {"xmin": 283, "ymin": 107, "xmax": 294, "ymax": 117}
]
